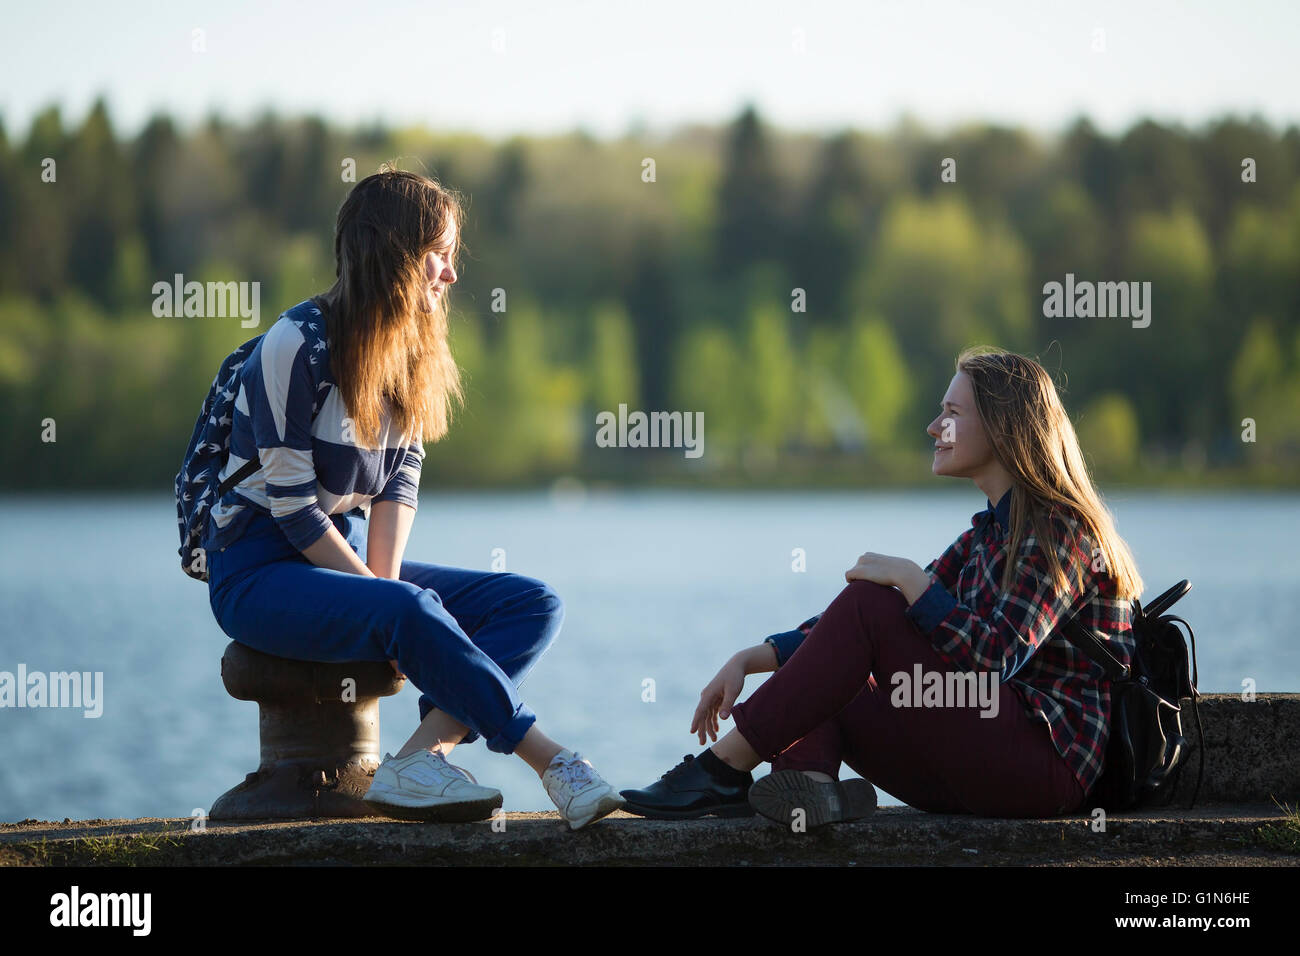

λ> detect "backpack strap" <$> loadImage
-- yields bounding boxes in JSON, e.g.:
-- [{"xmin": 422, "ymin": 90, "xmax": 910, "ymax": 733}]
[
  {"xmin": 213, "ymin": 380, "xmax": 334, "ymax": 501},
  {"xmin": 1142, "ymin": 579, "xmax": 1192, "ymax": 619},
  {"xmin": 216, "ymin": 456, "xmax": 262, "ymax": 499},
  {"xmin": 1162, "ymin": 613, "xmax": 1205, "ymax": 807},
  {"xmin": 1058, "ymin": 613, "xmax": 1131, "ymax": 682}
]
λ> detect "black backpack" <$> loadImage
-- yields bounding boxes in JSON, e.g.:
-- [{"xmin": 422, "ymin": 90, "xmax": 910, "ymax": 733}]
[{"xmin": 1060, "ymin": 580, "xmax": 1203, "ymax": 812}]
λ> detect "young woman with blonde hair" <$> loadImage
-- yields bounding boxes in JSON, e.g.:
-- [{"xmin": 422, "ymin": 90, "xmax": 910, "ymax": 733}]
[
  {"xmin": 621, "ymin": 346, "xmax": 1142, "ymax": 824},
  {"xmin": 203, "ymin": 168, "xmax": 622, "ymax": 829}
]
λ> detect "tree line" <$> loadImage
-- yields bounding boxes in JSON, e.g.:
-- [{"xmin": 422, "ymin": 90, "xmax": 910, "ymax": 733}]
[{"xmin": 1, "ymin": 99, "xmax": 1297, "ymax": 489}]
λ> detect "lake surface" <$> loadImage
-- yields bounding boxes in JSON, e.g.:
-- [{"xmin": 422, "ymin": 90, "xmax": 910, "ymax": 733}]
[{"xmin": 1, "ymin": 489, "xmax": 1296, "ymax": 821}]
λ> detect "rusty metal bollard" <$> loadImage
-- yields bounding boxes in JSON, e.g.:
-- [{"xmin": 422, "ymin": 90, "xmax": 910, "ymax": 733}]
[{"xmin": 210, "ymin": 641, "xmax": 405, "ymax": 820}]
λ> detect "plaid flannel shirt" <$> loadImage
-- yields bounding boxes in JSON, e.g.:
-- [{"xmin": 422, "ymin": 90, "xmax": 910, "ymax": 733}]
[{"xmin": 764, "ymin": 489, "xmax": 1134, "ymax": 799}]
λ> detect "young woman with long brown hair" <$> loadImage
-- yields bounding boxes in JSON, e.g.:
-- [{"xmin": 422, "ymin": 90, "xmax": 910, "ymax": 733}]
[
  {"xmin": 620, "ymin": 346, "xmax": 1142, "ymax": 824},
  {"xmin": 202, "ymin": 168, "xmax": 622, "ymax": 829}
]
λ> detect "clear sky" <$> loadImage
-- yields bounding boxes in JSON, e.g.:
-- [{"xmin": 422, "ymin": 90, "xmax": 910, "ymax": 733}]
[{"xmin": 3, "ymin": 0, "xmax": 1297, "ymax": 140}]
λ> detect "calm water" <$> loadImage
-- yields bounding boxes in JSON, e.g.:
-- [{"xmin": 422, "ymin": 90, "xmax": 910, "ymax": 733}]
[{"xmin": 0, "ymin": 489, "xmax": 1296, "ymax": 820}]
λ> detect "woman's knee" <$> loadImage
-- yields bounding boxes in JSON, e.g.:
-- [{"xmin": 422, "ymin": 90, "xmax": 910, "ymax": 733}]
[
  {"xmin": 824, "ymin": 580, "xmax": 912, "ymax": 652},
  {"xmin": 841, "ymin": 579, "xmax": 908, "ymax": 613},
  {"xmin": 391, "ymin": 581, "xmax": 456, "ymax": 639},
  {"xmin": 501, "ymin": 573, "xmax": 565, "ymax": 635},
  {"xmin": 391, "ymin": 578, "xmax": 437, "ymax": 611}
]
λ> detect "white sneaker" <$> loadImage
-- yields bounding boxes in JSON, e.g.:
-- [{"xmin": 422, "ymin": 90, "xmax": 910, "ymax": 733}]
[
  {"xmin": 364, "ymin": 748, "xmax": 503, "ymax": 822},
  {"xmin": 541, "ymin": 749, "xmax": 624, "ymax": 830}
]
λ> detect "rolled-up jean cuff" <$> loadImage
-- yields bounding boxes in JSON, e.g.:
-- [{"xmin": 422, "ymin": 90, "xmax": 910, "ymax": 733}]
[{"xmin": 486, "ymin": 704, "xmax": 537, "ymax": 754}]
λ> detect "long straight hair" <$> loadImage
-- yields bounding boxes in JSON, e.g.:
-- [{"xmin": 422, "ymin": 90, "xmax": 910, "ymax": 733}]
[
  {"xmin": 314, "ymin": 166, "xmax": 465, "ymax": 449},
  {"xmin": 957, "ymin": 346, "xmax": 1144, "ymax": 602}
]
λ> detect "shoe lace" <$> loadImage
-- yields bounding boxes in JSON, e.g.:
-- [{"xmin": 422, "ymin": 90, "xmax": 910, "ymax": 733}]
[
  {"xmin": 419, "ymin": 748, "xmax": 477, "ymax": 784},
  {"xmin": 552, "ymin": 753, "xmax": 597, "ymax": 790},
  {"xmin": 661, "ymin": 755, "xmax": 695, "ymax": 780}
]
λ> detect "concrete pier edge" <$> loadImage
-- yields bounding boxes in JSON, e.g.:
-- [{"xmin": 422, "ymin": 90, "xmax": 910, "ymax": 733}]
[
  {"xmin": 3, "ymin": 694, "xmax": 1297, "ymax": 866},
  {"xmin": 1, "ymin": 805, "xmax": 1297, "ymax": 866}
]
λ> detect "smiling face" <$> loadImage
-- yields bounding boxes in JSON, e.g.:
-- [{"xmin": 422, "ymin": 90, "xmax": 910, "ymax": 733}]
[
  {"xmin": 421, "ymin": 220, "xmax": 458, "ymax": 312},
  {"xmin": 926, "ymin": 371, "xmax": 998, "ymax": 479}
]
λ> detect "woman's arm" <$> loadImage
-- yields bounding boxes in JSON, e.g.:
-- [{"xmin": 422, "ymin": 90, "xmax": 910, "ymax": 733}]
[
  {"xmin": 739, "ymin": 641, "xmax": 779, "ymax": 674},
  {"xmin": 365, "ymin": 426, "xmax": 423, "ymax": 579},
  {"xmin": 899, "ymin": 519, "xmax": 1095, "ymax": 679},
  {"xmin": 763, "ymin": 615, "xmax": 822, "ymax": 667},
  {"xmin": 303, "ymin": 526, "xmax": 376, "ymax": 577},
  {"xmin": 922, "ymin": 526, "xmax": 975, "ymax": 592},
  {"xmin": 692, "ymin": 641, "xmax": 779, "ymax": 742},
  {"xmin": 366, "ymin": 499, "xmax": 415, "ymax": 579},
  {"xmin": 251, "ymin": 320, "xmax": 337, "ymax": 552}
]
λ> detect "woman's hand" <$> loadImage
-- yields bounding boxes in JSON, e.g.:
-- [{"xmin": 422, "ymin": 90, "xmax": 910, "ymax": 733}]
[
  {"xmin": 691, "ymin": 654, "xmax": 749, "ymax": 745},
  {"xmin": 845, "ymin": 552, "xmax": 908, "ymax": 586},
  {"xmin": 846, "ymin": 553, "xmax": 933, "ymax": 604}
]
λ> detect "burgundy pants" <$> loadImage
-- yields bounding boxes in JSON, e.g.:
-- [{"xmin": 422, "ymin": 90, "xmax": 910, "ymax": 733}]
[{"xmin": 730, "ymin": 580, "xmax": 1087, "ymax": 817}]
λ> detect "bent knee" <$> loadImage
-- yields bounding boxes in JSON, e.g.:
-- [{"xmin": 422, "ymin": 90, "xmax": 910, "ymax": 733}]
[
  {"xmin": 842, "ymin": 578, "xmax": 907, "ymax": 610},
  {"xmin": 535, "ymin": 582, "xmax": 565, "ymax": 631},
  {"xmin": 392, "ymin": 580, "xmax": 443, "ymax": 623},
  {"xmin": 502, "ymin": 574, "xmax": 565, "ymax": 628}
]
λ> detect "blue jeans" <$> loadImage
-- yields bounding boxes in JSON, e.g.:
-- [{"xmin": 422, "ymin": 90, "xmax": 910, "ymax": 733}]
[{"xmin": 206, "ymin": 508, "xmax": 562, "ymax": 754}]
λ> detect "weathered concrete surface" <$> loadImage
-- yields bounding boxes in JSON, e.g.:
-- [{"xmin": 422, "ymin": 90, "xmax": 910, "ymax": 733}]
[
  {"xmin": 1, "ymin": 805, "xmax": 1296, "ymax": 867},
  {"xmin": 1173, "ymin": 694, "xmax": 1300, "ymax": 804},
  {"xmin": 3, "ymin": 694, "xmax": 1294, "ymax": 867}
]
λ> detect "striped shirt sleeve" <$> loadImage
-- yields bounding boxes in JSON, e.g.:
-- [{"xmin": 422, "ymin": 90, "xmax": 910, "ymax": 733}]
[
  {"xmin": 249, "ymin": 319, "xmax": 333, "ymax": 551},
  {"xmin": 373, "ymin": 426, "xmax": 425, "ymax": 511},
  {"xmin": 905, "ymin": 515, "xmax": 1096, "ymax": 680}
]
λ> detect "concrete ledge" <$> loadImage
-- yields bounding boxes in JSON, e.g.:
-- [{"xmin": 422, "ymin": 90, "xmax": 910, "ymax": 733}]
[
  {"xmin": 4, "ymin": 694, "xmax": 1295, "ymax": 866},
  {"xmin": 2, "ymin": 805, "xmax": 1297, "ymax": 867},
  {"xmin": 1174, "ymin": 694, "xmax": 1300, "ymax": 804}
]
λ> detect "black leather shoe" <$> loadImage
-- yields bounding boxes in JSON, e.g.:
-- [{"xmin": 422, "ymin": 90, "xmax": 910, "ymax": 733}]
[{"xmin": 620, "ymin": 754, "xmax": 756, "ymax": 819}]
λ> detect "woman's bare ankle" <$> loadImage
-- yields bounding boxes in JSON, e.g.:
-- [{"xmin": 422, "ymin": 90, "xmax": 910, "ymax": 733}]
[{"xmin": 802, "ymin": 770, "xmax": 835, "ymax": 783}]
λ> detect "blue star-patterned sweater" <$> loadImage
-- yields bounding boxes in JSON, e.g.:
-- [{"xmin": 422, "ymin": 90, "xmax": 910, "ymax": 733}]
[{"xmin": 201, "ymin": 299, "xmax": 425, "ymax": 554}]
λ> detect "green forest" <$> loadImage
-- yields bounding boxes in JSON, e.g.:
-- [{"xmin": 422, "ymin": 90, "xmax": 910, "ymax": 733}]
[{"xmin": 1, "ymin": 99, "xmax": 1298, "ymax": 489}]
